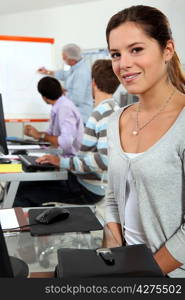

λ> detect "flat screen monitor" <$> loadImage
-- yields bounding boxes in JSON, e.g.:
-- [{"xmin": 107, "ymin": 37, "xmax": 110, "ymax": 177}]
[
  {"xmin": 0, "ymin": 222, "xmax": 14, "ymax": 277},
  {"xmin": 0, "ymin": 94, "xmax": 8, "ymax": 155},
  {"xmin": 0, "ymin": 222, "xmax": 29, "ymax": 277}
]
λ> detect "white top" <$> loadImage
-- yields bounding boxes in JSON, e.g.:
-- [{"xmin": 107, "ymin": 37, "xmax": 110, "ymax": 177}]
[{"xmin": 124, "ymin": 152, "xmax": 149, "ymax": 247}]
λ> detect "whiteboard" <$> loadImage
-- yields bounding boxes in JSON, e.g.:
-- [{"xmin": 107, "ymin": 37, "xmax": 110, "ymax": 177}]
[
  {"xmin": 0, "ymin": 37, "xmax": 54, "ymax": 119},
  {"xmin": 83, "ymin": 48, "xmax": 110, "ymax": 68}
]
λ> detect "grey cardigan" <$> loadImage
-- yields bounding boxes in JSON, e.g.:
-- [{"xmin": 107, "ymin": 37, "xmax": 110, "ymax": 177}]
[{"xmin": 105, "ymin": 105, "xmax": 185, "ymax": 277}]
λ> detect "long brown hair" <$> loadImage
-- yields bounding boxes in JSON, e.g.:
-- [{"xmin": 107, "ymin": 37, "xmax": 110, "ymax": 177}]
[{"xmin": 106, "ymin": 5, "xmax": 185, "ymax": 94}]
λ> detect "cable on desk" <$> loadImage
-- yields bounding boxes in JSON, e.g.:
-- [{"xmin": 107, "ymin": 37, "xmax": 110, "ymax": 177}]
[{"xmin": 2, "ymin": 223, "xmax": 37, "ymax": 232}]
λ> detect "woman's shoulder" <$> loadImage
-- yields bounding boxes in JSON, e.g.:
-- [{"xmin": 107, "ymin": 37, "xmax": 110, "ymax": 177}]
[
  {"xmin": 107, "ymin": 104, "xmax": 137, "ymax": 138},
  {"xmin": 109, "ymin": 103, "xmax": 137, "ymax": 122}
]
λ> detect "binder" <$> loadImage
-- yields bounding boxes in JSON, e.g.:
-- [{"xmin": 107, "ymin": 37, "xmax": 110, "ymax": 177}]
[{"xmin": 56, "ymin": 244, "xmax": 164, "ymax": 278}]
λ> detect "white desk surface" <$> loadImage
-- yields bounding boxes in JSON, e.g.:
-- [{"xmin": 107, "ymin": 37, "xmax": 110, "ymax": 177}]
[
  {"xmin": 0, "ymin": 170, "xmax": 68, "ymax": 209},
  {"xmin": 0, "ymin": 170, "xmax": 67, "ymax": 181}
]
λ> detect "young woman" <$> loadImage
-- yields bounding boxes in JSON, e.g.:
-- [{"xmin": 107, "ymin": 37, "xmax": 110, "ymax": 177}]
[{"xmin": 104, "ymin": 5, "xmax": 185, "ymax": 277}]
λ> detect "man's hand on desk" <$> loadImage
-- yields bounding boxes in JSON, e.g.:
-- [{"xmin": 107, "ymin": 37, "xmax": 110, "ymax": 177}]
[
  {"xmin": 24, "ymin": 125, "xmax": 41, "ymax": 139},
  {"xmin": 36, "ymin": 154, "xmax": 60, "ymax": 166}
]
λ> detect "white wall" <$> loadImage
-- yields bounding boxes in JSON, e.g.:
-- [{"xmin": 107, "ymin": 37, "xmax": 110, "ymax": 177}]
[
  {"xmin": 0, "ymin": 0, "xmax": 184, "ymax": 136},
  {"xmin": 0, "ymin": 0, "xmax": 184, "ymax": 69}
]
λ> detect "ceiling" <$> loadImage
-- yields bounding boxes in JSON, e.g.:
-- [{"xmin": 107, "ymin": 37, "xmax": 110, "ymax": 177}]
[{"xmin": 0, "ymin": 0, "xmax": 102, "ymax": 15}]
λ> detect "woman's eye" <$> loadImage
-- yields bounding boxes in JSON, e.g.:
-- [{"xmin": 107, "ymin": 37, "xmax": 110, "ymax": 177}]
[
  {"xmin": 131, "ymin": 47, "xmax": 143, "ymax": 54},
  {"xmin": 110, "ymin": 52, "xmax": 120, "ymax": 59}
]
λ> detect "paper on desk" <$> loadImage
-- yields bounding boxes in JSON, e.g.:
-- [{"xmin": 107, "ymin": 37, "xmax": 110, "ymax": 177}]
[
  {"xmin": 8, "ymin": 144, "xmax": 40, "ymax": 150},
  {"xmin": 0, "ymin": 164, "xmax": 23, "ymax": 173},
  {"xmin": 0, "ymin": 209, "xmax": 19, "ymax": 230}
]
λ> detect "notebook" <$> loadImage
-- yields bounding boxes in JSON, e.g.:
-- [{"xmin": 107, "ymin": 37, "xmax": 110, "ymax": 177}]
[
  {"xmin": 0, "ymin": 207, "xmax": 29, "ymax": 231},
  {"xmin": 0, "ymin": 164, "xmax": 23, "ymax": 173}
]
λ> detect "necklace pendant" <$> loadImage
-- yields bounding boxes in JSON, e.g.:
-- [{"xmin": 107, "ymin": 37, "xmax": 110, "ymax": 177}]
[{"xmin": 132, "ymin": 130, "xmax": 138, "ymax": 136}]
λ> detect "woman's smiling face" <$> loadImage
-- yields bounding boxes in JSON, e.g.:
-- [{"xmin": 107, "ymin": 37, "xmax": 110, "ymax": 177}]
[{"xmin": 109, "ymin": 21, "xmax": 173, "ymax": 95}]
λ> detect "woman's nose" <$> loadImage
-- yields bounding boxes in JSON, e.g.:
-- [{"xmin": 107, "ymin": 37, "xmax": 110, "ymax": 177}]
[{"xmin": 120, "ymin": 53, "xmax": 133, "ymax": 69}]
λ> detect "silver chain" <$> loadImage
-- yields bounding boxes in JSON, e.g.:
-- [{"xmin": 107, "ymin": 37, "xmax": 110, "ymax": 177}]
[{"xmin": 132, "ymin": 88, "xmax": 176, "ymax": 136}]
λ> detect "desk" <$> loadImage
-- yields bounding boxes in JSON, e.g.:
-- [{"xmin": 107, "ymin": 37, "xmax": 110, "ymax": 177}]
[
  {"xmin": 0, "ymin": 170, "xmax": 68, "ymax": 208},
  {"xmin": 5, "ymin": 206, "xmax": 104, "ymax": 278},
  {"xmin": 0, "ymin": 144, "xmax": 66, "ymax": 208}
]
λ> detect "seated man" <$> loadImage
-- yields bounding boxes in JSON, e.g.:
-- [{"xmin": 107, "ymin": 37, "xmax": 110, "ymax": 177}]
[
  {"xmin": 24, "ymin": 76, "xmax": 84, "ymax": 156},
  {"xmin": 13, "ymin": 59, "xmax": 120, "ymax": 207}
]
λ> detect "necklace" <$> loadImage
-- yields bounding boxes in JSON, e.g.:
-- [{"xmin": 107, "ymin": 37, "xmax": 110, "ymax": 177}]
[{"xmin": 132, "ymin": 89, "xmax": 176, "ymax": 136}]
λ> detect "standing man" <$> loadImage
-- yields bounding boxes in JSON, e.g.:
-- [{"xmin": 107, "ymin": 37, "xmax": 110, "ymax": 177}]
[
  {"xmin": 38, "ymin": 44, "xmax": 93, "ymax": 124},
  {"xmin": 14, "ymin": 59, "xmax": 120, "ymax": 207},
  {"xmin": 24, "ymin": 76, "xmax": 84, "ymax": 156}
]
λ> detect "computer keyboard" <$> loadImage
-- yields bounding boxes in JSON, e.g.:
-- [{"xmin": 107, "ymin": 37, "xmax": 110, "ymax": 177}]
[
  {"xmin": 19, "ymin": 155, "xmax": 57, "ymax": 172},
  {"xmin": 7, "ymin": 137, "xmax": 50, "ymax": 146}
]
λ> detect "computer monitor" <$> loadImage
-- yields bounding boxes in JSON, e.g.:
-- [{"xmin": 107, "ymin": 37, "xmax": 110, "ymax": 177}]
[
  {"xmin": 0, "ymin": 222, "xmax": 29, "ymax": 277},
  {"xmin": 0, "ymin": 222, "xmax": 14, "ymax": 277},
  {"xmin": 0, "ymin": 94, "xmax": 8, "ymax": 155}
]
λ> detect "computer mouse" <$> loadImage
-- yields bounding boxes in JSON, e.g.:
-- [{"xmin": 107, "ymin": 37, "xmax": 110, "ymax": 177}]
[{"xmin": 35, "ymin": 207, "xmax": 70, "ymax": 224}]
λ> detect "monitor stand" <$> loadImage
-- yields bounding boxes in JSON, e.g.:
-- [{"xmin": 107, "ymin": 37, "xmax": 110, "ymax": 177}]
[{"xmin": 10, "ymin": 256, "xmax": 29, "ymax": 277}]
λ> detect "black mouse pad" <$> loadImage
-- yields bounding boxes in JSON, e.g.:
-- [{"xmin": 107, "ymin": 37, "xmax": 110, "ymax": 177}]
[{"xmin": 28, "ymin": 207, "xmax": 103, "ymax": 236}]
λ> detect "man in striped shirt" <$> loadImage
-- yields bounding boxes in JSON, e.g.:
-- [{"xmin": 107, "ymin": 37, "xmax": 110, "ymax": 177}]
[{"xmin": 13, "ymin": 59, "xmax": 120, "ymax": 207}]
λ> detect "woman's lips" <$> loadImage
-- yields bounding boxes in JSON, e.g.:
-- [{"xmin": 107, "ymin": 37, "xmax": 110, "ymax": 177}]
[{"xmin": 120, "ymin": 72, "xmax": 141, "ymax": 83}]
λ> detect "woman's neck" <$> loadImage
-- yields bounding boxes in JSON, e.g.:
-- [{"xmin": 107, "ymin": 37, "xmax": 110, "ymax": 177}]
[{"xmin": 138, "ymin": 83, "xmax": 175, "ymax": 112}]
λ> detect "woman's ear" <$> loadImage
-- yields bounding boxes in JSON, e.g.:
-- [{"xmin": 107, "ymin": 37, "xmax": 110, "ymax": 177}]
[{"xmin": 164, "ymin": 40, "xmax": 175, "ymax": 63}]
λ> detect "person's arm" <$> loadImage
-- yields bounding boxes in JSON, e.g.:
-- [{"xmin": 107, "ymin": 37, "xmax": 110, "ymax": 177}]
[
  {"xmin": 37, "ymin": 67, "xmax": 68, "ymax": 82},
  {"xmin": 37, "ymin": 67, "xmax": 54, "ymax": 76},
  {"xmin": 154, "ymin": 150, "xmax": 185, "ymax": 275},
  {"xmin": 39, "ymin": 133, "xmax": 58, "ymax": 147},
  {"xmin": 102, "ymin": 118, "xmax": 125, "ymax": 247},
  {"xmin": 36, "ymin": 154, "xmax": 60, "ymax": 166},
  {"xmin": 37, "ymin": 132, "xmax": 106, "ymax": 171},
  {"xmin": 153, "ymin": 246, "xmax": 182, "ymax": 275},
  {"xmin": 102, "ymin": 223, "xmax": 124, "ymax": 248},
  {"xmin": 103, "ymin": 177, "xmax": 124, "ymax": 247},
  {"xmin": 60, "ymin": 110, "xmax": 108, "ymax": 173},
  {"xmin": 67, "ymin": 70, "xmax": 92, "ymax": 108},
  {"xmin": 54, "ymin": 69, "xmax": 69, "ymax": 81},
  {"xmin": 24, "ymin": 125, "xmax": 58, "ymax": 147},
  {"xmin": 36, "ymin": 100, "xmax": 84, "ymax": 155},
  {"xmin": 55, "ymin": 103, "xmax": 83, "ymax": 153}
]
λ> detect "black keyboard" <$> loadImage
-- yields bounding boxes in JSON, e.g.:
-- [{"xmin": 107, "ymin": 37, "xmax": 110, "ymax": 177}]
[
  {"xmin": 19, "ymin": 155, "xmax": 56, "ymax": 172},
  {"xmin": 7, "ymin": 137, "xmax": 50, "ymax": 146}
]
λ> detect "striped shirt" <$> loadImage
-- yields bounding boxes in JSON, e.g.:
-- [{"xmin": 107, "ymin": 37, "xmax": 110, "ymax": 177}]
[{"xmin": 60, "ymin": 98, "xmax": 119, "ymax": 195}]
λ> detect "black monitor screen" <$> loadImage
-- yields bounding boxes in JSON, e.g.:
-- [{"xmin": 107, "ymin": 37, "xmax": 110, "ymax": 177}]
[
  {"xmin": 0, "ymin": 222, "xmax": 14, "ymax": 277},
  {"xmin": 0, "ymin": 94, "xmax": 8, "ymax": 155}
]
